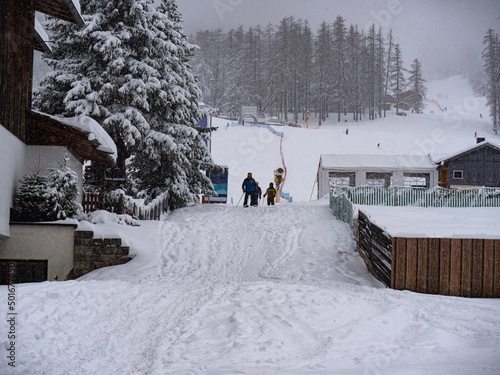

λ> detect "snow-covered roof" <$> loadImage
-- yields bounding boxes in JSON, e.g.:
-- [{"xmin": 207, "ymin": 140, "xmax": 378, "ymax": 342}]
[
  {"xmin": 358, "ymin": 206, "xmax": 500, "ymax": 239},
  {"xmin": 31, "ymin": 111, "xmax": 117, "ymax": 162},
  {"xmin": 320, "ymin": 154, "xmax": 436, "ymax": 171},
  {"xmin": 432, "ymin": 139, "xmax": 500, "ymax": 164},
  {"xmin": 34, "ymin": 0, "xmax": 85, "ymax": 27},
  {"xmin": 34, "ymin": 18, "xmax": 53, "ymax": 54},
  {"xmin": 55, "ymin": 115, "xmax": 117, "ymax": 160}
]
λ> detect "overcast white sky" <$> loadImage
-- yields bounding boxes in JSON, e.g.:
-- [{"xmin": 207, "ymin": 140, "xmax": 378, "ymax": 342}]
[{"xmin": 176, "ymin": 0, "xmax": 500, "ymax": 80}]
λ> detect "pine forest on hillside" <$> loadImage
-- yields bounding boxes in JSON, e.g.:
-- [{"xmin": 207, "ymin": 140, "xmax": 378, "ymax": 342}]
[{"xmin": 190, "ymin": 16, "xmax": 427, "ymax": 122}]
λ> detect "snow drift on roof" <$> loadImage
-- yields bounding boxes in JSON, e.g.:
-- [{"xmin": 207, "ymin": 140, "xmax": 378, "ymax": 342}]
[
  {"xmin": 48, "ymin": 113, "xmax": 117, "ymax": 161},
  {"xmin": 320, "ymin": 154, "xmax": 435, "ymax": 171},
  {"xmin": 432, "ymin": 139, "xmax": 500, "ymax": 164}
]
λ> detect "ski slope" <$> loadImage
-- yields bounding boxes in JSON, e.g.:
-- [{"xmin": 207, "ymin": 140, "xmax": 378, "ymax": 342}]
[
  {"xmin": 211, "ymin": 75, "xmax": 493, "ymax": 202},
  {"xmin": 2, "ymin": 76, "xmax": 500, "ymax": 374}
]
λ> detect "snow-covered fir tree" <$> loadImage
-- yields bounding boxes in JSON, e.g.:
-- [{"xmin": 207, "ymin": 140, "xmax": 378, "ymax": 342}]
[
  {"xmin": 408, "ymin": 58, "xmax": 427, "ymax": 114},
  {"xmin": 13, "ymin": 172, "xmax": 52, "ymax": 222},
  {"xmin": 13, "ymin": 155, "xmax": 81, "ymax": 221},
  {"xmin": 47, "ymin": 154, "xmax": 81, "ymax": 220},
  {"xmin": 482, "ymin": 28, "xmax": 500, "ymax": 135},
  {"xmin": 34, "ymin": 0, "xmax": 215, "ymax": 207}
]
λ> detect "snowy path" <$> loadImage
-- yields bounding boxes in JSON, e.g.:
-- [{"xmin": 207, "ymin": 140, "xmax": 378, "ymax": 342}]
[{"xmin": 3, "ymin": 201, "xmax": 500, "ymax": 374}]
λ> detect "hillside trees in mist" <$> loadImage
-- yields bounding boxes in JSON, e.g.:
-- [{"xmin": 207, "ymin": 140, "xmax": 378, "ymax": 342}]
[
  {"xmin": 482, "ymin": 28, "xmax": 500, "ymax": 135},
  {"xmin": 191, "ymin": 17, "xmax": 423, "ymax": 122},
  {"xmin": 408, "ymin": 58, "xmax": 427, "ymax": 114}
]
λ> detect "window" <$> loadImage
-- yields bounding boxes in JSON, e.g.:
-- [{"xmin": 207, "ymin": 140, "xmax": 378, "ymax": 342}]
[
  {"xmin": 329, "ymin": 172, "xmax": 355, "ymax": 187},
  {"xmin": 366, "ymin": 172, "xmax": 392, "ymax": 187},
  {"xmin": 0, "ymin": 260, "xmax": 48, "ymax": 285},
  {"xmin": 403, "ymin": 173, "xmax": 430, "ymax": 187},
  {"xmin": 453, "ymin": 170, "xmax": 464, "ymax": 180}
]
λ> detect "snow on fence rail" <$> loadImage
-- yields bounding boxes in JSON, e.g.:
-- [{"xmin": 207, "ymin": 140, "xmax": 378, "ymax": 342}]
[{"xmin": 82, "ymin": 191, "xmax": 170, "ymax": 220}]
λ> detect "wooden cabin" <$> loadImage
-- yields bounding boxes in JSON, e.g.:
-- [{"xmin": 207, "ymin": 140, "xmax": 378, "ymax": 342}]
[{"xmin": 436, "ymin": 139, "xmax": 500, "ymax": 188}]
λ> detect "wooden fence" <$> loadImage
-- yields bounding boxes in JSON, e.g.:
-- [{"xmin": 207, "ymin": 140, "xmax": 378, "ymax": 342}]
[
  {"xmin": 82, "ymin": 193, "xmax": 105, "ymax": 213},
  {"xmin": 331, "ymin": 186, "xmax": 500, "ymax": 208},
  {"xmin": 357, "ymin": 210, "xmax": 500, "ymax": 298},
  {"xmin": 82, "ymin": 191, "xmax": 170, "ymax": 221}
]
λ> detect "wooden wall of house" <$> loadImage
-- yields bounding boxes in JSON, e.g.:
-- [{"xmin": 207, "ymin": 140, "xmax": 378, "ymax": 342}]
[
  {"xmin": 0, "ymin": 0, "xmax": 35, "ymax": 141},
  {"xmin": 446, "ymin": 145, "xmax": 500, "ymax": 187}
]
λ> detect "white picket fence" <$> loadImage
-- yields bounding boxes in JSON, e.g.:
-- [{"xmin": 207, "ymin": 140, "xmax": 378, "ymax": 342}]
[
  {"xmin": 331, "ymin": 186, "xmax": 500, "ymax": 208},
  {"xmin": 330, "ymin": 186, "xmax": 500, "ymax": 228}
]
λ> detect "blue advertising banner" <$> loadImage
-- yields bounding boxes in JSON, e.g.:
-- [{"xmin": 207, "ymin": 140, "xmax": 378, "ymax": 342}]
[{"xmin": 203, "ymin": 166, "xmax": 228, "ymax": 203}]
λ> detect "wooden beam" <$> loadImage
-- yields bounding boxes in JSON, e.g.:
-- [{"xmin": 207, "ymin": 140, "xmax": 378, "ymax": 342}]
[
  {"xmin": 427, "ymin": 238, "xmax": 440, "ymax": 294},
  {"xmin": 450, "ymin": 239, "xmax": 462, "ymax": 296},
  {"xmin": 461, "ymin": 239, "xmax": 473, "ymax": 298},
  {"xmin": 471, "ymin": 239, "xmax": 484, "ymax": 298},
  {"xmin": 439, "ymin": 238, "xmax": 451, "ymax": 295},
  {"xmin": 494, "ymin": 240, "xmax": 500, "ymax": 298},
  {"xmin": 406, "ymin": 238, "xmax": 418, "ymax": 292},
  {"xmin": 394, "ymin": 237, "xmax": 407, "ymax": 290},
  {"xmin": 417, "ymin": 238, "xmax": 429, "ymax": 293},
  {"xmin": 483, "ymin": 240, "xmax": 494, "ymax": 298}
]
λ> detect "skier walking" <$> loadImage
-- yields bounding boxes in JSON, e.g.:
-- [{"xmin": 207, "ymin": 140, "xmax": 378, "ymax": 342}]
[
  {"xmin": 263, "ymin": 183, "xmax": 277, "ymax": 206},
  {"xmin": 256, "ymin": 182, "xmax": 262, "ymax": 205},
  {"xmin": 242, "ymin": 172, "xmax": 257, "ymax": 207}
]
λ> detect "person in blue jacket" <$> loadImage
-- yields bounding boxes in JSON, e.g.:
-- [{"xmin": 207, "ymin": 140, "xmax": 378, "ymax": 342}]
[{"xmin": 242, "ymin": 172, "xmax": 257, "ymax": 207}]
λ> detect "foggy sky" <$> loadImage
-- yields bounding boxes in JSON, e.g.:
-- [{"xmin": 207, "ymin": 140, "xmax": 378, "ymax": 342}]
[{"xmin": 176, "ymin": 0, "xmax": 500, "ymax": 80}]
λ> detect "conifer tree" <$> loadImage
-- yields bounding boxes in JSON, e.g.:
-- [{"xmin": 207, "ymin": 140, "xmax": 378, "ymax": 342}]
[
  {"xmin": 408, "ymin": 58, "xmax": 427, "ymax": 114},
  {"xmin": 48, "ymin": 154, "xmax": 81, "ymax": 220},
  {"xmin": 389, "ymin": 43, "xmax": 406, "ymax": 114},
  {"xmin": 482, "ymin": 28, "xmax": 500, "ymax": 134},
  {"xmin": 34, "ymin": 0, "xmax": 215, "ymax": 207},
  {"xmin": 13, "ymin": 172, "xmax": 51, "ymax": 222}
]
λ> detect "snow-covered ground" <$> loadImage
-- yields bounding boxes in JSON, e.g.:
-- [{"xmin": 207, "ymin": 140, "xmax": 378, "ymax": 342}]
[{"xmin": 2, "ymin": 76, "xmax": 500, "ymax": 374}]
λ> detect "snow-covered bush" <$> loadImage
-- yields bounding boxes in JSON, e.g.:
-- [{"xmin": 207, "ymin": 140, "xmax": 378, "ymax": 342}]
[
  {"xmin": 47, "ymin": 154, "xmax": 82, "ymax": 220},
  {"xmin": 12, "ymin": 172, "xmax": 52, "ymax": 222},
  {"xmin": 13, "ymin": 155, "xmax": 81, "ymax": 222}
]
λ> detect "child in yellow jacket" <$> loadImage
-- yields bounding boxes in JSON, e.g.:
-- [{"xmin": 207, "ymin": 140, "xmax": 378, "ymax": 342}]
[{"xmin": 263, "ymin": 183, "xmax": 277, "ymax": 206}]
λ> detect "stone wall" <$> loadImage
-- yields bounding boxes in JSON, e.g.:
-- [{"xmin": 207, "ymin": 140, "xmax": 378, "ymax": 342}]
[{"xmin": 72, "ymin": 230, "xmax": 132, "ymax": 279}]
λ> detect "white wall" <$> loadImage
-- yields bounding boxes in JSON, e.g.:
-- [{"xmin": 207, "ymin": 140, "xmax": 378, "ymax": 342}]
[
  {"xmin": 0, "ymin": 126, "xmax": 27, "ymax": 237},
  {"xmin": 0, "ymin": 223, "xmax": 77, "ymax": 281},
  {"xmin": 25, "ymin": 146, "xmax": 83, "ymax": 203}
]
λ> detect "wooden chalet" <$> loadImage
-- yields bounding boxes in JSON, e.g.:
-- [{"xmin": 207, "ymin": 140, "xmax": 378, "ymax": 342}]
[{"xmin": 436, "ymin": 139, "xmax": 500, "ymax": 189}]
